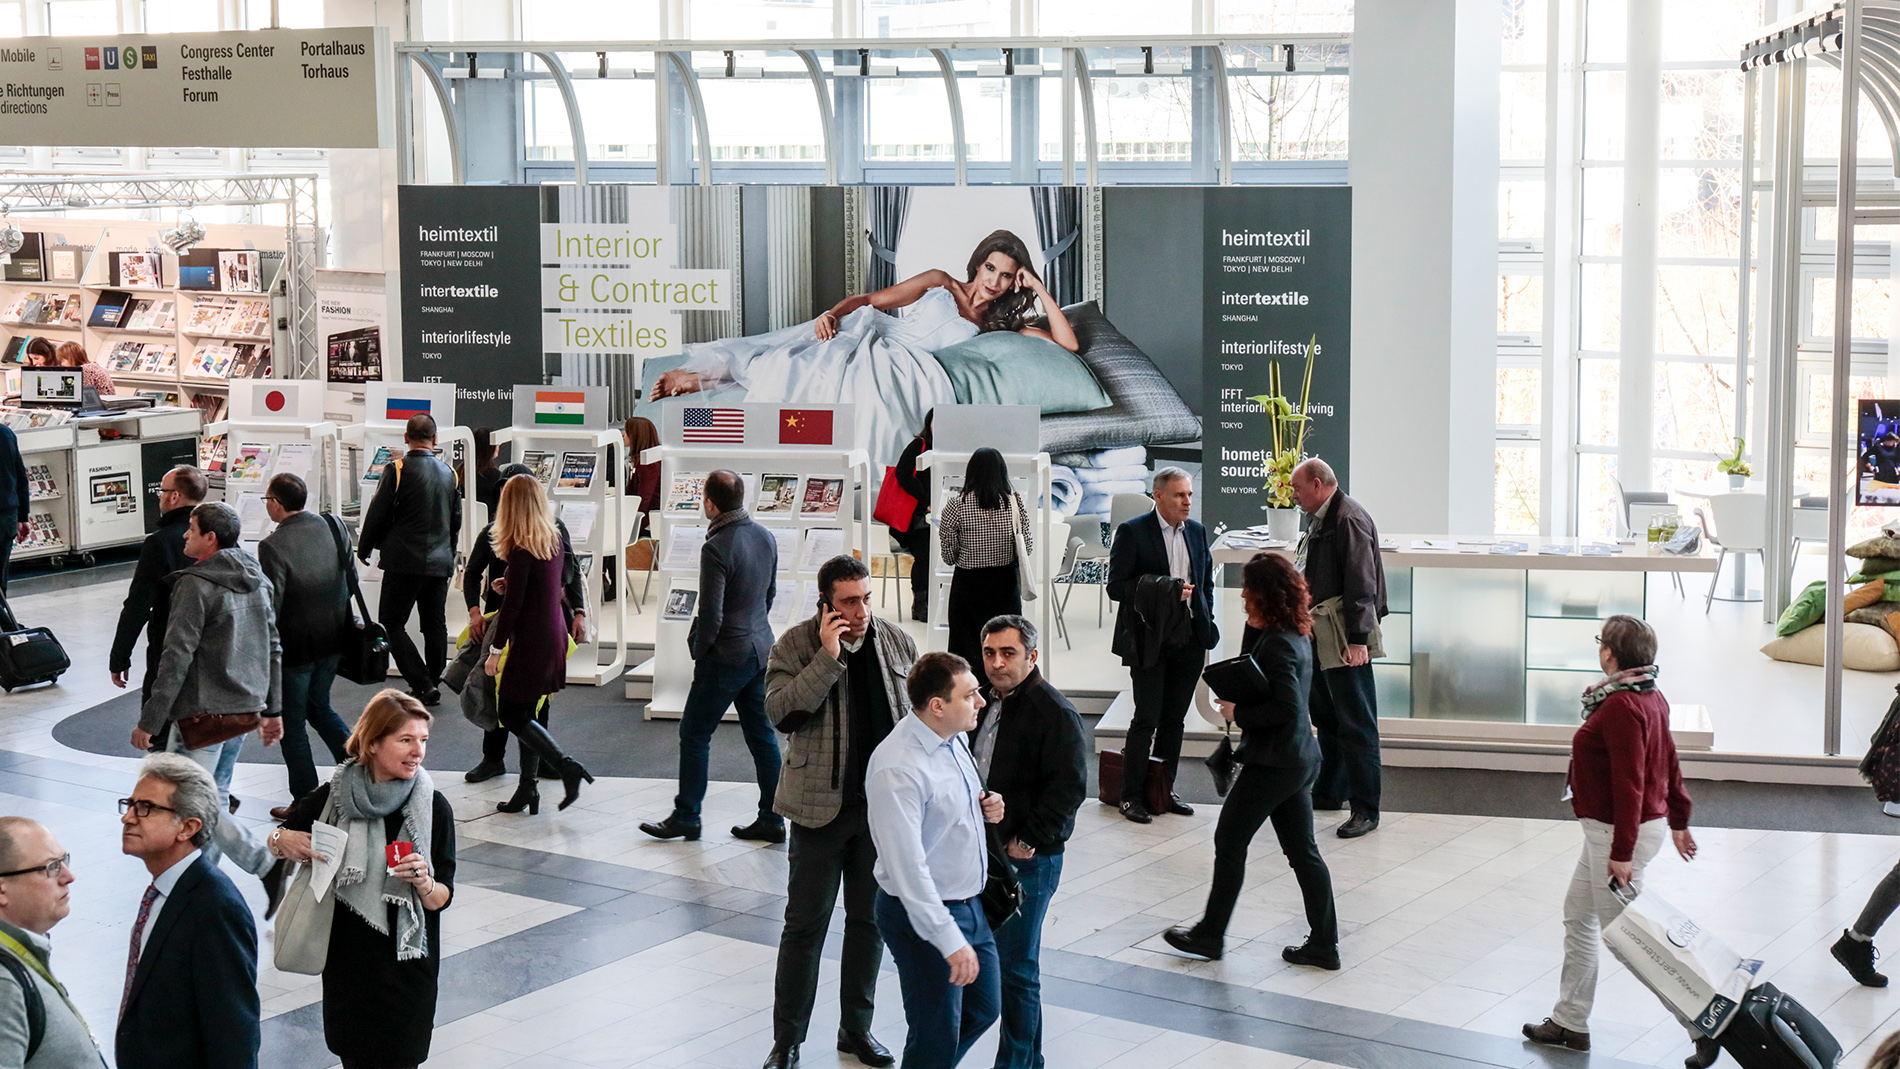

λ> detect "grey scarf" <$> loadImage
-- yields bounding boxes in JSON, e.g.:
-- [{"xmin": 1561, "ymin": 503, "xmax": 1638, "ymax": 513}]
[{"xmin": 328, "ymin": 761, "xmax": 435, "ymax": 961}]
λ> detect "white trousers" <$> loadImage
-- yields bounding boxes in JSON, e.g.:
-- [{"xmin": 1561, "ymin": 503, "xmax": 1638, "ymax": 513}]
[{"xmin": 1551, "ymin": 816, "xmax": 1666, "ymax": 1032}]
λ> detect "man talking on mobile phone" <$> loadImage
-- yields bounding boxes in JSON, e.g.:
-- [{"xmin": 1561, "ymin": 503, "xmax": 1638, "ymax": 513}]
[{"xmin": 758, "ymin": 555, "xmax": 916, "ymax": 1069}]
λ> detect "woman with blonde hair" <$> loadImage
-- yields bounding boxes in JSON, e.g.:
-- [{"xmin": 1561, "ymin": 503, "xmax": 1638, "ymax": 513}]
[
  {"xmin": 483, "ymin": 473, "xmax": 593, "ymax": 813},
  {"xmin": 267, "ymin": 689, "xmax": 455, "ymax": 1069},
  {"xmin": 53, "ymin": 340, "xmax": 114, "ymax": 395}
]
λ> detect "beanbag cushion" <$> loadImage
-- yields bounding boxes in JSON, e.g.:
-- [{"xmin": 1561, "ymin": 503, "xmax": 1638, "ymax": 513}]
[
  {"xmin": 1847, "ymin": 579, "xmax": 1888, "ymax": 613},
  {"xmin": 1761, "ymin": 622, "xmax": 1900, "ymax": 671},
  {"xmin": 1776, "ymin": 580, "xmax": 1827, "ymax": 636},
  {"xmin": 1849, "ymin": 536, "xmax": 1900, "ymax": 559}
]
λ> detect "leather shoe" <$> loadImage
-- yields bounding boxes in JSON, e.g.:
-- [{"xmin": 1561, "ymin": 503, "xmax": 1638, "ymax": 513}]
[
  {"xmin": 761, "ymin": 1042, "xmax": 799, "ymax": 1069},
  {"xmin": 732, "ymin": 818, "xmax": 788, "ymax": 844},
  {"xmin": 269, "ymin": 805, "xmax": 292, "ymax": 821},
  {"xmin": 836, "ymin": 1031, "xmax": 893, "ymax": 1067},
  {"xmin": 1685, "ymin": 1037, "xmax": 1721, "ymax": 1069},
  {"xmin": 1522, "ymin": 1018, "xmax": 1589, "ymax": 1052},
  {"xmin": 464, "ymin": 759, "xmax": 506, "ymax": 783},
  {"xmin": 1282, "ymin": 940, "xmax": 1340, "ymax": 970},
  {"xmin": 1119, "ymin": 801, "xmax": 1153, "ymax": 824},
  {"xmin": 1832, "ymin": 930, "xmax": 1889, "ymax": 987},
  {"xmin": 1161, "ymin": 925, "xmax": 1222, "ymax": 961},
  {"xmin": 228, "ymin": 795, "xmax": 241, "ymax": 814},
  {"xmin": 638, "ymin": 817, "xmax": 702, "ymax": 841},
  {"xmin": 1336, "ymin": 815, "xmax": 1380, "ymax": 839},
  {"xmin": 409, "ymin": 688, "xmax": 441, "ymax": 708},
  {"xmin": 1166, "ymin": 795, "xmax": 1194, "ymax": 816}
]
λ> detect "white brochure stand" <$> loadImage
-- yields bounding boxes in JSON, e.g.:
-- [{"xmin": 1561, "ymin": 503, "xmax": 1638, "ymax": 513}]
[
  {"xmin": 640, "ymin": 402, "xmax": 868, "ymax": 719},
  {"xmin": 338, "ymin": 381, "xmax": 479, "ymax": 682},
  {"xmin": 916, "ymin": 405, "xmax": 1058, "ymax": 680},
  {"xmin": 206, "ymin": 380, "xmax": 339, "ymax": 550},
  {"xmin": 494, "ymin": 385, "xmax": 627, "ymax": 686}
]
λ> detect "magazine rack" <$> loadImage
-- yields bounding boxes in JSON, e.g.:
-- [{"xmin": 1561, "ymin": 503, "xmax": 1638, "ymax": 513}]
[
  {"xmin": 639, "ymin": 403, "xmax": 868, "ymax": 719},
  {"xmin": 494, "ymin": 385, "xmax": 626, "ymax": 686},
  {"xmin": 6, "ymin": 424, "xmax": 76, "ymax": 566},
  {"xmin": 914, "ymin": 405, "xmax": 1058, "ymax": 680},
  {"xmin": 205, "ymin": 380, "xmax": 338, "ymax": 548},
  {"xmin": 69, "ymin": 408, "xmax": 205, "ymax": 557}
]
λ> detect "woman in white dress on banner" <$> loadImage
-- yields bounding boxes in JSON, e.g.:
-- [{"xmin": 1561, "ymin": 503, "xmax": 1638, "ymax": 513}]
[{"xmin": 648, "ymin": 230, "xmax": 1078, "ymax": 467}]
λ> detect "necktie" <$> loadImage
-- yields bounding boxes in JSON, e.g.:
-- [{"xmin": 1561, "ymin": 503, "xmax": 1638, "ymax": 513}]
[{"xmin": 120, "ymin": 884, "xmax": 159, "ymax": 1022}]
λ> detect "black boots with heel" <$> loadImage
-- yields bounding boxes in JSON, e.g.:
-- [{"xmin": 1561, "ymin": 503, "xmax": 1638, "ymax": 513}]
[{"xmin": 496, "ymin": 752, "xmax": 541, "ymax": 815}]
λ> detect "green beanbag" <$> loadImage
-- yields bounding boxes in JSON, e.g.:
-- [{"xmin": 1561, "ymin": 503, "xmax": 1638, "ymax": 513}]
[
  {"xmin": 1777, "ymin": 580, "xmax": 1828, "ymax": 636},
  {"xmin": 932, "ymin": 330, "xmax": 1114, "ymax": 415}
]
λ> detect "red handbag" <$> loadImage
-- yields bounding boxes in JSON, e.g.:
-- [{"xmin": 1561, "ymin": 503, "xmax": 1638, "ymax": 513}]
[{"xmin": 873, "ymin": 465, "xmax": 920, "ymax": 531}]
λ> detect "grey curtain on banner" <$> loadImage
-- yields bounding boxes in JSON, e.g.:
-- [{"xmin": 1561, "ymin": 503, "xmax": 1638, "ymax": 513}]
[
  {"xmin": 552, "ymin": 184, "xmax": 642, "ymax": 421},
  {"xmin": 866, "ymin": 186, "xmax": 911, "ymax": 293},
  {"xmin": 1031, "ymin": 187, "xmax": 1082, "ymax": 307}
]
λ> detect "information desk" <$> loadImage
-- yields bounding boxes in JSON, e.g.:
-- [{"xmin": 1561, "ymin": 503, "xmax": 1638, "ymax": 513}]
[{"xmin": 1206, "ymin": 534, "xmax": 1720, "ymax": 728}]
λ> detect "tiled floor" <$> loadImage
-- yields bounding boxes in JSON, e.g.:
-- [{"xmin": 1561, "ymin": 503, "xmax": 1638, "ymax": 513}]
[{"xmin": 8, "ymin": 563, "xmax": 1900, "ymax": 1068}]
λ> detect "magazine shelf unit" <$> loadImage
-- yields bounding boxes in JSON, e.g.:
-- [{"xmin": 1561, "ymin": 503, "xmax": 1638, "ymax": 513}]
[
  {"xmin": 205, "ymin": 381, "xmax": 340, "ymax": 553},
  {"xmin": 639, "ymin": 403, "xmax": 868, "ymax": 719},
  {"xmin": 495, "ymin": 385, "xmax": 627, "ymax": 687},
  {"xmin": 9, "ymin": 425, "xmax": 75, "ymax": 564}
]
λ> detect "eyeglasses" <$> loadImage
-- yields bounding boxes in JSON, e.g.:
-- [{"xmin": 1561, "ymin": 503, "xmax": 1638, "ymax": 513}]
[
  {"xmin": 0, "ymin": 854, "xmax": 69, "ymax": 880},
  {"xmin": 1593, "ymin": 635, "xmax": 1603, "ymax": 645},
  {"xmin": 117, "ymin": 798, "xmax": 179, "ymax": 820}
]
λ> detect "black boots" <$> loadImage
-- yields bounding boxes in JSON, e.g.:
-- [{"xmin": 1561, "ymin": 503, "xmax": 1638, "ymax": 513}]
[
  {"xmin": 497, "ymin": 752, "xmax": 540, "ymax": 815},
  {"xmin": 512, "ymin": 719, "xmax": 594, "ymax": 811},
  {"xmin": 1832, "ymin": 929, "xmax": 1889, "ymax": 987}
]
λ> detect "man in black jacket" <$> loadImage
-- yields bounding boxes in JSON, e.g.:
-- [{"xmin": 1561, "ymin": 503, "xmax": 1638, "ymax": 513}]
[
  {"xmin": 640, "ymin": 469, "xmax": 783, "ymax": 843},
  {"xmin": 972, "ymin": 615, "xmax": 1086, "ymax": 1069},
  {"xmin": 1105, "ymin": 467, "xmax": 1217, "ymax": 824},
  {"xmin": 115, "ymin": 753, "xmax": 259, "ymax": 1069},
  {"xmin": 258, "ymin": 473, "xmax": 353, "ymax": 812},
  {"xmin": 357, "ymin": 414, "xmax": 460, "ymax": 706},
  {"xmin": 109, "ymin": 465, "xmax": 207, "ymax": 699},
  {"xmin": 1291, "ymin": 458, "xmax": 1389, "ymax": 839}
]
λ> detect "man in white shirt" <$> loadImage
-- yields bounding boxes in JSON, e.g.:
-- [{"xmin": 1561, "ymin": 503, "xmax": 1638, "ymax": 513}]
[
  {"xmin": 0, "ymin": 817, "xmax": 106, "ymax": 1068},
  {"xmin": 866, "ymin": 652, "xmax": 1006, "ymax": 1069}
]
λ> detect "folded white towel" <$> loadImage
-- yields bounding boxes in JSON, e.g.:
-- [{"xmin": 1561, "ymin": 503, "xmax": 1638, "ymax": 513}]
[
  {"xmin": 1046, "ymin": 466, "xmax": 1083, "ymax": 516},
  {"xmin": 1073, "ymin": 464, "xmax": 1149, "ymax": 486},
  {"xmin": 1081, "ymin": 445, "xmax": 1147, "ymax": 469},
  {"xmin": 1074, "ymin": 480, "xmax": 1147, "ymax": 500}
]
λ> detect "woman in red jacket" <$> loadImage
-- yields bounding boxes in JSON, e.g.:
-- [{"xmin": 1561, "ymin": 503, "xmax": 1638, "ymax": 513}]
[{"xmin": 1523, "ymin": 615, "xmax": 1711, "ymax": 1067}]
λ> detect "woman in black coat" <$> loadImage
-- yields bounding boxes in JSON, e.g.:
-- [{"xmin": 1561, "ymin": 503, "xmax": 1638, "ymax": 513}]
[
  {"xmin": 1162, "ymin": 552, "xmax": 1338, "ymax": 967},
  {"xmin": 268, "ymin": 690, "xmax": 454, "ymax": 1069}
]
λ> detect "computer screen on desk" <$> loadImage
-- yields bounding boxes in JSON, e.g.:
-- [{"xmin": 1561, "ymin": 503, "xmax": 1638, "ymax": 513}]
[
  {"xmin": 1859, "ymin": 399, "xmax": 1900, "ymax": 506},
  {"xmin": 21, "ymin": 368, "xmax": 81, "ymax": 408}
]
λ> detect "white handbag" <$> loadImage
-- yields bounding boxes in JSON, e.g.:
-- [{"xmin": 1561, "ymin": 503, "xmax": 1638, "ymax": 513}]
[
  {"xmin": 1010, "ymin": 493, "xmax": 1038, "ymax": 602},
  {"xmin": 272, "ymin": 859, "xmax": 334, "ymax": 975}
]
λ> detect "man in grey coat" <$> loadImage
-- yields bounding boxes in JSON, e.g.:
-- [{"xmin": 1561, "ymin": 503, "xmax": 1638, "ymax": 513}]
[
  {"xmin": 640, "ymin": 469, "xmax": 784, "ymax": 843},
  {"xmin": 0, "ymin": 817, "xmax": 105, "ymax": 1068},
  {"xmin": 258, "ymin": 473, "xmax": 353, "ymax": 814},
  {"xmin": 136, "ymin": 502, "xmax": 282, "ymax": 878},
  {"xmin": 759, "ymin": 555, "xmax": 914, "ymax": 1069}
]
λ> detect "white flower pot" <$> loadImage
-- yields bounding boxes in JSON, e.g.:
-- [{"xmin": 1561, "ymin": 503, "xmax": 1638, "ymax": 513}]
[{"xmin": 1267, "ymin": 507, "xmax": 1301, "ymax": 541}]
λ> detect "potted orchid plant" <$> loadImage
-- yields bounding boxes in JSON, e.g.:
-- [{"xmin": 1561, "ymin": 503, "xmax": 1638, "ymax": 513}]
[
  {"xmin": 1248, "ymin": 337, "xmax": 1315, "ymax": 541},
  {"xmin": 1717, "ymin": 437, "xmax": 1753, "ymax": 489}
]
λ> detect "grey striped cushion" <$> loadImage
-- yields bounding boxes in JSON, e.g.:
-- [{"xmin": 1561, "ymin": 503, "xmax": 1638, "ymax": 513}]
[{"xmin": 1038, "ymin": 302, "xmax": 1201, "ymax": 454}]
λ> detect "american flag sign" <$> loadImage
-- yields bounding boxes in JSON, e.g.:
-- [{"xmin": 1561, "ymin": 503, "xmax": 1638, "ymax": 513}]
[{"xmin": 682, "ymin": 407, "xmax": 746, "ymax": 444}]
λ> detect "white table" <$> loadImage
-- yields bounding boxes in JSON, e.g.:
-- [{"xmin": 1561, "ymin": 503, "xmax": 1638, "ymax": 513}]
[{"xmin": 1670, "ymin": 481, "xmax": 1809, "ymax": 597}]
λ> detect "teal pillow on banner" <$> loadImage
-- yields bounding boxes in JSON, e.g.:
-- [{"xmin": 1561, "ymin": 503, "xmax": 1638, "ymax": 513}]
[{"xmin": 931, "ymin": 331, "xmax": 1114, "ymax": 414}]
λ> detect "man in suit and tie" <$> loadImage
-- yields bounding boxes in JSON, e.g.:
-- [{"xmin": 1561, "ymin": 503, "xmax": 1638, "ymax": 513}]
[
  {"xmin": 1105, "ymin": 467, "xmax": 1218, "ymax": 823},
  {"xmin": 115, "ymin": 754, "xmax": 258, "ymax": 1069},
  {"xmin": 641, "ymin": 469, "xmax": 786, "ymax": 844}
]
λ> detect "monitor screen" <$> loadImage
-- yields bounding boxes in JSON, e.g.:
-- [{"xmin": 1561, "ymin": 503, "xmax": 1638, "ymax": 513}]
[
  {"xmin": 1859, "ymin": 399, "xmax": 1900, "ymax": 505},
  {"xmin": 21, "ymin": 368, "xmax": 81, "ymax": 408}
]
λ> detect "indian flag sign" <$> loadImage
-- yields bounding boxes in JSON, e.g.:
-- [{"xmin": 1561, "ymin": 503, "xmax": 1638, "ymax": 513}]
[{"xmin": 534, "ymin": 390, "xmax": 586, "ymax": 425}]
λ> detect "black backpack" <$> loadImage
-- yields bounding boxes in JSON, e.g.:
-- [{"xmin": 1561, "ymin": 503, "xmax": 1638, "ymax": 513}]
[{"xmin": 0, "ymin": 949, "xmax": 45, "ymax": 1060}]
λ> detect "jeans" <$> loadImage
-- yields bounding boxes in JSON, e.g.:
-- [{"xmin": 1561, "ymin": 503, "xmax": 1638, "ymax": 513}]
[
  {"xmin": 1309, "ymin": 661, "xmax": 1381, "ymax": 818},
  {"xmin": 773, "ymin": 805, "xmax": 882, "ymax": 1044},
  {"xmin": 1123, "ymin": 644, "xmax": 1205, "ymax": 804},
  {"xmin": 875, "ymin": 892, "xmax": 1000, "ymax": 1069},
  {"xmin": 165, "ymin": 729, "xmax": 271, "ymax": 876},
  {"xmin": 992, "ymin": 852, "xmax": 1063, "ymax": 1069},
  {"xmin": 378, "ymin": 571, "xmax": 449, "ymax": 694},
  {"xmin": 1198, "ymin": 764, "xmax": 1337, "ymax": 946},
  {"xmin": 1855, "ymin": 861, "xmax": 1900, "ymax": 938},
  {"xmin": 280, "ymin": 656, "xmax": 351, "ymax": 800},
  {"xmin": 1551, "ymin": 817, "xmax": 1667, "ymax": 1032},
  {"xmin": 671, "ymin": 655, "xmax": 780, "ymax": 827}
]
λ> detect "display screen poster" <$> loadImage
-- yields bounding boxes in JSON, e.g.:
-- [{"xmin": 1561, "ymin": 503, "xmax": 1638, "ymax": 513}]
[
  {"xmin": 398, "ymin": 185, "xmax": 544, "ymax": 429},
  {"xmin": 1200, "ymin": 187, "xmax": 1352, "ymax": 535}
]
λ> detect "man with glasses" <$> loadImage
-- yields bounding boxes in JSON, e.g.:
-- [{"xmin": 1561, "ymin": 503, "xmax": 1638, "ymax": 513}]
[
  {"xmin": 108, "ymin": 465, "xmax": 206, "ymax": 702},
  {"xmin": 258, "ymin": 472, "xmax": 353, "ymax": 817},
  {"xmin": 114, "ymin": 754, "xmax": 258, "ymax": 1069},
  {"xmin": 0, "ymin": 817, "xmax": 105, "ymax": 1068}
]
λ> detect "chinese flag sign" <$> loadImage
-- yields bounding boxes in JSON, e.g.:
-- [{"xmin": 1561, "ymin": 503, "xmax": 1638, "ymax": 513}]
[{"xmin": 779, "ymin": 408, "xmax": 833, "ymax": 445}]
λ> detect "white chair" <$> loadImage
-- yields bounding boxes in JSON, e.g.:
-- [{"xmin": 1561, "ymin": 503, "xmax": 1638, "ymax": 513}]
[
  {"xmin": 1701, "ymin": 494, "xmax": 1766, "ymax": 611},
  {"xmin": 1048, "ymin": 534, "xmax": 1087, "ymax": 649},
  {"xmin": 1105, "ymin": 492, "xmax": 1153, "ymax": 625},
  {"xmin": 1790, "ymin": 497, "xmax": 1829, "ymax": 573},
  {"xmin": 1064, "ymin": 514, "xmax": 1112, "ymax": 626},
  {"xmin": 621, "ymin": 495, "xmax": 645, "ymax": 614}
]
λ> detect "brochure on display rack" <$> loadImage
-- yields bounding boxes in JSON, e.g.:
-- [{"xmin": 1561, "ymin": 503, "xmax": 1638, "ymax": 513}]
[
  {"xmin": 662, "ymin": 525, "xmax": 707, "ymax": 571},
  {"xmin": 767, "ymin": 526, "xmax": 797, "ymax": 571},
  {"xmin": 560, "ymin": 501, "xmax": 598, "ymax": 544},
  {"xmin": 668, "ymin": 474, "xmax": 707, "ymax": 513},
  {"xmin": 800, "ymin": 477, "xmax": 843, "ymax": 517},
  {"xmin": 755, "ymin": 474, "xmax": 799, "ymax": 515},
  {"xmin": 662, "ymin": 586, "xmax": 699, "ymax": 622},
  {"xmin": 555, "ymin": 451, "xmax": 597, "ymax": 492},
  {"xmin": 767, "ymin": 580, "xmax": 797, "ymax": 627},
  {"xmin": 520, "ymin": 451, "xmax": 557, "ymax": 487}
]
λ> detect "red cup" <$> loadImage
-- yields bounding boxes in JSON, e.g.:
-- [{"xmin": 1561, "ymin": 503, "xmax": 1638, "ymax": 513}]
[{"xmin": 386, "ymin": 841, "xmax": 415, "ymax": 873}]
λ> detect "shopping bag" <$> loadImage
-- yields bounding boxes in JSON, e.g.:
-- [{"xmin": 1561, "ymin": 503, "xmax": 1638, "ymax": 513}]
[
  {"xmin": 1602, "ymin": 883, "xmax": 1761, "ymax": 1037},
  {"xmin": 873, "ymin": 466, "xmax": 919, "ymax": 531}
]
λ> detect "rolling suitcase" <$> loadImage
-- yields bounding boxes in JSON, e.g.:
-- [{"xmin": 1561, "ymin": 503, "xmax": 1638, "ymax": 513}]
[
  {"xmin": 1718, "ymin": 983, "xmax": 1841, "ymax": 1069},
  {"xmin": 0, "ymin": 593, "xmax": 69, "ymax": 691}
]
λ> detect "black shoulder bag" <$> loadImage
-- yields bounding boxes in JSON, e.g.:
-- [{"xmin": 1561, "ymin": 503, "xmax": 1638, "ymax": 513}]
[
  {"xmin": 324, "ymin": 513, "xmax": 391, "ymax": 685},
  {"xmin": 980, "ymin": 825, "xmax": 1023, "ymax": 933}
]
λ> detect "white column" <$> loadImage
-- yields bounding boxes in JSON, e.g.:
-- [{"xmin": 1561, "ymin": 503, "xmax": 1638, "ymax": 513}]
[
  {"xmin": 1348, "ymin": 0, "xmax": 1499, "ymax": 533},
  {"xmin": 1617, "ymin": 0, "xmax": 1661, "ymax": 489}
]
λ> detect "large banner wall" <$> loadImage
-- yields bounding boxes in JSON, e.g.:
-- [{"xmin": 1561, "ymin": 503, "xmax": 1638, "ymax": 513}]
[{"xmin": 395, "ymin": 185, "xmax": 1349, "ymax": 523}]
